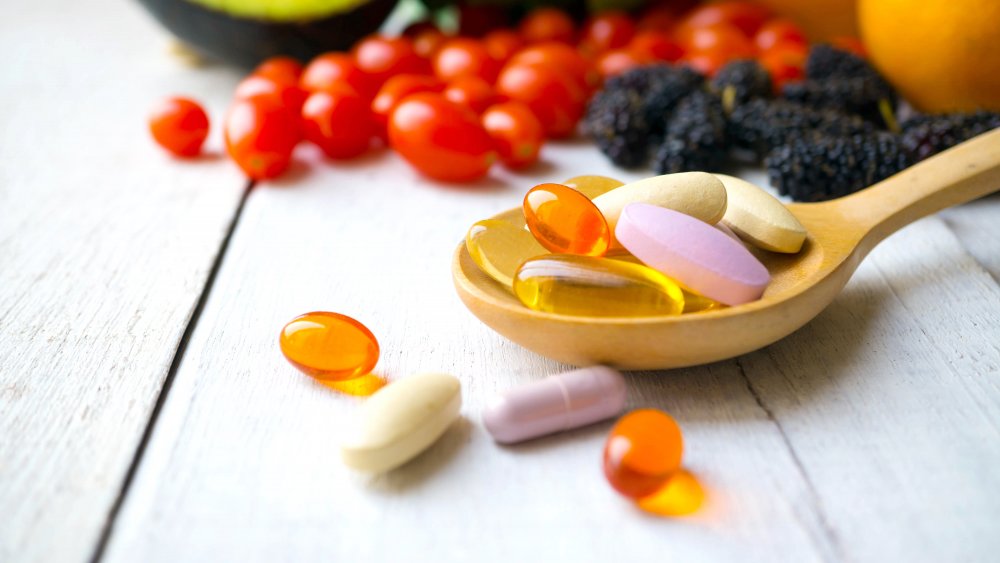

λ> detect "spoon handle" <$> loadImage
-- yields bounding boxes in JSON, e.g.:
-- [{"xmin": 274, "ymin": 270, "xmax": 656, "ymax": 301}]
[{"xmin": 834, "ymin": 127, "xmax": 1000, "ymax": 247}]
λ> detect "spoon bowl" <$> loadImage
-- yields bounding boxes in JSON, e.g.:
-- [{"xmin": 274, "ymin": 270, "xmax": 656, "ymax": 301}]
[{"xmin": 453, "ymin": 129, "xmax": 1000, "ymax": 369}]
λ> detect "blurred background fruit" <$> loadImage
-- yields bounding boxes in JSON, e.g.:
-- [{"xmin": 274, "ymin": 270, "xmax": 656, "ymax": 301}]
[
  {"xmin": 859, "ymin": 0, "xmax": 1000, "ymax": 112},
  {"xmin": 750, "ymin": 0, "xmax": 856, "ymax": 42},
  {"xmin": 138, "ymin": 0, "xmax": 399, "ymax": 68}
]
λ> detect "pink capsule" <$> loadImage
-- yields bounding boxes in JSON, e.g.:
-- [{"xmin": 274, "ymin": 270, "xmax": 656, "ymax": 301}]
[{"xmin": 483, "ymin": 366, "xmax": 627, "ymax": 444}]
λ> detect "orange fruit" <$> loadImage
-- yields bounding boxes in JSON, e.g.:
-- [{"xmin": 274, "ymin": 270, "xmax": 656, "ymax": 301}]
[
  {"xmin": 750, "ymin": 0, "xmax": 857, "ymax": 42},
  {"xmin": 858, "ymin": 0, "xmax": 1000, "ymax": 112}
]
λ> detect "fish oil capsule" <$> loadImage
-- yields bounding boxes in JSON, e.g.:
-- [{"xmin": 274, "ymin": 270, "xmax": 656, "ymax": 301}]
[
  {"xmin": 513, "ymin": 255, "xmax": 684, "ymax": 316},
  {"xmin": 483, "ymin": 366, "xmax": 626, "ymax": 444},
  {"xmin": 603, "ymin": 409, "xmax": 684, "ymax": 499},
  {"xmin": 608, "ymin": 254, "xmax": 722, "ymax": 313},
  {"xmin": 466, "ymin": 219, "xmax": 548, "ymax": 288},
  {"xmin": 279, "ymin": 312, "xmax": 379, "ymax": 381},
  {"xmin": 523, "ymin": 183, "xmax": 611, "ymax": 256},
  {"xmin": 562, "ymin": 175, "xmax": 624, "ymax": 199}
]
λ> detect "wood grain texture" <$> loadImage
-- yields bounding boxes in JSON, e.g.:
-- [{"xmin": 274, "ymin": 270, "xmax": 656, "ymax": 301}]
[
  {"xmin": 0, "ymin": 2, "xmax": 246, "ymax": 562},
  {"xmin": 103, "ymin": 141, "xmax": 999, "ymax": 562},
  {"xmin": 942, "ymin": 193, "xmax": 1000, "ymax": 282}
]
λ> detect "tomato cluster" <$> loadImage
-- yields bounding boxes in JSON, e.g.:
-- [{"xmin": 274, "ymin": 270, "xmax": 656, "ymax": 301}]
[{"xmin": 148, "ymin": 2, "xmax": 865, "ymax": 183}]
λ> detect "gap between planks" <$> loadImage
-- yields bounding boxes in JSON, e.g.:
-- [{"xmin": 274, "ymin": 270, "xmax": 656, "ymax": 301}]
[{"xmin": 87, "ymin": 181, "xmax": 255, "ymax": 563}]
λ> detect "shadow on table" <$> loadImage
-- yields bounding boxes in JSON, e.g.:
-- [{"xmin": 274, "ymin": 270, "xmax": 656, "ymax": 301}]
[{"xmin": 364, "ymin": 416, "xmax": 472, "ymax": 494}]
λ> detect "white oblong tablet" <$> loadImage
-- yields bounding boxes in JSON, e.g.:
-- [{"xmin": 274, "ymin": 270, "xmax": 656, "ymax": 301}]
[
  {"xmin": 592, "ymin": 172, "xmax": 728, "ymax": 244},
  {"xmin": 715, "ymin": 174, "xmax": 807, "ymax": 253},
  {"xmin": 341, "ymin": 373, "xmax": 461, "ymax": 473},
  {"xmin": 616, "ymin": 203, "xmax": 771, "ymax": 306}
]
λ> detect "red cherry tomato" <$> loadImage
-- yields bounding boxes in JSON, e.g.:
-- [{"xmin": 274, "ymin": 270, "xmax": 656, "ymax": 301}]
[
  {"xmin": 628, "ymin": 31, "xmax": 684, "ymax": 62},
  {"xmin": 301, "ymin": 87, "xmax": 374, "ymax": 159},
  {"xmin": 224, "ymin": 96, "xmax": 300, "ymax": 180},
  {"xmin": 680, "ymin": 23, "xmax": 755, "ymax": 59},
  {"xmin": 444, "ymin": 75, "xmax": 497, "ymax": 114},
  {"xmin": 432, "ymin": 38, "xmax": 500, "ymax": 83},
  {"xmin": 495, "ymin": 63, "xmax": 586, "ymax": 139},
  {"xmin": 353, "ymin": 35, "xmax": 427, "ymax": 88},
  {"xmin": 680, "ymin": 49, "xmax": 732, "ymax": 77},
  {"xmin": 483, "ymin": 29, "xmax": 525, "ymax": 65},
  {"xmin": 388, "ymin": 93, "xmax": 495, "ymax": 182},
  {"xmin": 371, "ymin": 74, "xmax": 445, "ymax": 133},
  {"xmin": 636, "ymin": 5, "xmax": 676, "ymax": 33},
  {"xmin": 677, "ymin": 1, "xmax": 771, "ymax": 37},
  {"xmin": 519, "ymin": 7, "xmax": 576, "ymax": 45},
  {"xmin": 149, "ymin": 96, "xmax": 209, "ymax": 157},
  {"xmin": 581, "ymin": 11, "xmax": 636, "ymax": 54},
  {"xmin": 754, "ymin": 19, "xmax": 807, "ymax": 53},
  {"xmin": 234, "ymin": 74, "xmax": 308, "ymax": 113},
  {"xmin": 300, "ymin": 53, "xmax": 372, "ymax": 98},
  {"xmin": 507, "ymin": 42, "xmax": 597, "ymax": 92},
  {"xmin": 413, "ymin": 28, "xmax": 447, "ymax": 59},
  {"xmin": 481, "ymin": 101, "xmax": 544, "ymax": 169},
  {"xmin": 253, "ymin": 56, "xmax": 303, "ymax": 86},
  {"xmin": 759, "ymin": 44, "xmax": 807, "ymax": 92},
  {"xmin": 596, "ymin": 49, "xmax": 645, "ymax": 79}
]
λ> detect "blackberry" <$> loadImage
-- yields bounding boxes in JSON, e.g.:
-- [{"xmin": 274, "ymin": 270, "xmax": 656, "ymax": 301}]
[
  {"xmin": 710, "ymin": 60, "xmax": 772, "ymax": 113},
  {"xmin": 582, "ymin": 88, "xmax": 651, "ymax": 168},
  {"xmin": 727, "ymin": 98, "xmax": 874, "ymax": 159},
  {"xmin": 766, "ymin": 132, "xmax": 911, "ymax": 202},
  {"xmin": 806, "ymin": 44, "xmax": 881, "ymax": 82},
  {"xmin": 652, "ymin": 91, "xmax": 728, "ymax": 174},
  {"xmin": 901, "ymin": 111, "xmax": 1000, "ymax": 162},
  {"xmin": 791, "ymin": 45, "xmax": 897, "ymax": 127},
  {"xmin": 606, "ymin": 65, "xmax": 705, "ymax": 133}
]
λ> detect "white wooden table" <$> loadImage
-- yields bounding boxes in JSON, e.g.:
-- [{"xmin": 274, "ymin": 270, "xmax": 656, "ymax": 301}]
[{"xmin": 3, "ymin": 2, "xmax": 1000, "ymax": 562}]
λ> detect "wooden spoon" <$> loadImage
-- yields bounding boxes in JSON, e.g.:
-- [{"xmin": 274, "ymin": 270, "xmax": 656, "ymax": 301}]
[{"xmin": 452, "ymin": 129, "xmax": 1000, "ymax": 370}]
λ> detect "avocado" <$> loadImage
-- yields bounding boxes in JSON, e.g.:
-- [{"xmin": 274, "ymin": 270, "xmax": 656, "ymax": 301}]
[{"xmin": 139, "ymin": 0, "xmax": 399, "ymax": 68}]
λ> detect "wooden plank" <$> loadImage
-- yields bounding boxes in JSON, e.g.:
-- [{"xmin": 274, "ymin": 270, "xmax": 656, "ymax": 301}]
[
  {"xmin": 941, "ymin": 193, "xmax": 1000, "ymax": 283},
  {"xmin": 102, "ymin": 144, "xmax": 844, "ymax": 563},
  {"xmin": 739, "ymin": 217, "xmax": 1000, "ymax": 561},
  {"xmin": 0, "ymin": 1, "xmax": 246, "ymax": 562}
]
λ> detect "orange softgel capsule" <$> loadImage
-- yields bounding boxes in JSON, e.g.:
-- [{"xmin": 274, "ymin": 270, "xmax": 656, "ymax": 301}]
[
  {"xmin": 523, "ymin": 183, "xmax": 611, "ymax": 256},
  {"xmin": 279, "ymin": 312, "xmax": 379, "ymax": 381},
  {"xmin": 603, "ymin": 409, "xmax": 684, "ymax": 499}
]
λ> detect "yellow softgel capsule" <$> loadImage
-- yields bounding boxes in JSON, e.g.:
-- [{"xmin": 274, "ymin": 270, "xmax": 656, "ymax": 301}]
[
  {"xmin": 562, "ymin": 175, "xmax": 624, "ymax": 199},
  {"xmin": 467, "ymin": 219, "xmax": 548, "ymax": 288},
  {"xmin": 682, "ymin": 291, "xmax": 723, "ymax": 314},
  {"xmin": 513, "ymin": 255, "xmax": 684, "ymax": 317}
]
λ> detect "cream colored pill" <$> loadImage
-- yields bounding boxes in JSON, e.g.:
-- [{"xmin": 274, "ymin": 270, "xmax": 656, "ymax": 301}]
[
  {"xmin": 716, "ymin": 174, "xmax": 807, "ymax": 253},
  {"xmin": 341, "ymin": 373, "xmax": 461, "ymax": 473},
  {"xmin": 593, "ymin": 172, "xmax": 728, "ymax": 247}
]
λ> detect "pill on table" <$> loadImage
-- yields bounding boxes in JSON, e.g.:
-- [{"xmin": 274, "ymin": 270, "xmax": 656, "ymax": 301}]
[
  {"xmin": 341, "ymin": 373, "xmax": 462, "ymax": 473},
  {"xmin": 483, "ymin": 366, "xmax": 627, "ymax": 444},
  {"xmin": 279, "ymin": 312, "xmax": 379, "ymax": 381},
  {"xmin": 603, "ymin": 409, "xmax": 684, "ymax": 499},
  {"xmin": 467, "ymin": 219, "xmax": 548, "ymax": 288},
  {"xmin": 562, "ymin": 174, "xmax": 624, "ymax": 199},
  {"xmin": 616, "ymin": 203, "xmax": 771, "ymax": 306},
  {"xmin": 523, "ymin": 183, "xmax": 611, "ymax": 256},
  {"xmin": 716, "ymin": 174, "xmax": 807, "ymax": 253},
  {"xmin": 514, "ymin": 254, "xmax": 684, "ymax": 316},
  {"xmin": 592, "ymin": 172, "xmax": 728, "ymax": 245}
]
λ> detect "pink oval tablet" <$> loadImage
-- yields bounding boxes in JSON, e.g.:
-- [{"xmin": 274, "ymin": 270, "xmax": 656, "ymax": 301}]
[
  {"xmin": 483, "ymin": 366, "xmax": 626, "ymax": 444},
  {"xmin": 616, "ymin": 203, "xmax": 771, "ymax": 306}
]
